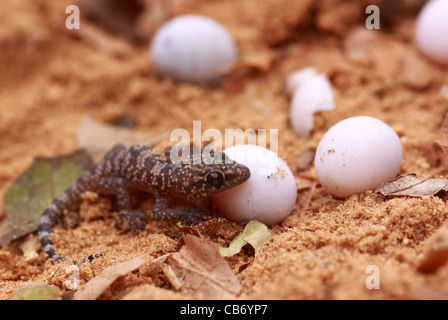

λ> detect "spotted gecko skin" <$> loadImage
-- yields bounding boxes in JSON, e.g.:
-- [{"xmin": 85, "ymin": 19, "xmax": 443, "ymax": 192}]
[{"xmin": 38, "ymin": 144, "xmax": 251, "ymax": 264}]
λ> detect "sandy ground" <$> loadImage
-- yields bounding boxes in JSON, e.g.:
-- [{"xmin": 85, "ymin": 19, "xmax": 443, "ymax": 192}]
[{"xmin": 1, "ymin": 0, "xmax": 448, "ymax": 300}]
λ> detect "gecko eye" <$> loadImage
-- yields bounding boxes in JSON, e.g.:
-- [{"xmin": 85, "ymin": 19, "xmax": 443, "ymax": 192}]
[{"xmin": 205, "ymin": 170, "xmax": 225, "ymax": 188}]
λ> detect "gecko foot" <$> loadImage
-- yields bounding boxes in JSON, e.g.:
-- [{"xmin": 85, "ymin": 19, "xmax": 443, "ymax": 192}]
[
  {"xmin": 115, "ymin": 210, "xmax": 148, "ymax": 232},
  {"xmin": 179, "ymin": 207, "xmax": 210, "ymax": 226}
]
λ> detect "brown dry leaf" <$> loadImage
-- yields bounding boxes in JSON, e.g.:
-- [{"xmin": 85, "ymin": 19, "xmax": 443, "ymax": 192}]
[
  {"xmin": 423, "ymin": 142, "xmax": 442, "ymax": 167},
  {"xmin": 145, "ymin": 253, "xmax": 172, "ymax": 276},
  {"xmin": 165, "ymin": 234, "xmax": 241, "ymax": 299},
  {"xmin": 436, "ymin": 113, "xmax": 448, "ymax": 157},
  {"xmin": 123, "ymin": 284, "xmax": 187, "ymax": 300},
  {"xmin": 375, "ymin": 173, "xmax": 448, "ymax": 197},
  {"xmin": 76, "ymin": 116, "xmax": 169, "ymax": 162},
  {"xmin": 416, "ymin": 225, "xmax": 448, "ymax": 274},
  {"xmin": 179, "ymin": 224, "xmax": 202, "ymax": 238},
  {"xmin": 72, "ymin": 254, "xmax": 148, "ymax": 300},
  {"xmin": 423, "ymin": 141, "xmax": 448, "ymax": 170}
]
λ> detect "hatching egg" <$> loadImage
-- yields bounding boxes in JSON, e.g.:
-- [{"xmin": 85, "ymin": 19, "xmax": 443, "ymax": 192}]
[{"xmin": 212, "ymin": 144, "xmax": 297, "ymax": 226}]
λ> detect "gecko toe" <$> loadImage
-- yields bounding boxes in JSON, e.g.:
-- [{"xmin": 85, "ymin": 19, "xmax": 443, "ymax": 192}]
[
  {"xmin": 180, "ymin": 208, "xmax": 209, "ymax": 226},
  {"xmin": 115, "ymin": 211, "xmax": 148, "ymax": 232}
]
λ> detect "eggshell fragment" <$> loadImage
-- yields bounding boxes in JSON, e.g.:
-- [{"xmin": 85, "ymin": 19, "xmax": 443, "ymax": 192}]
[
  {"xmin": 415, "ymin": 0, "xmax": 448, "ymax": 66},
  {"xmin": 212, "ymin": 144, "xmax": 297, "ymax": 226},
  {"xmin": 289, "ymin": 73, "xmax": 335, "ymax": 137},
  {"xmin": 314, "ymin": 116, "xmax": 402, "ymax": 198},
  {"xmin": 150, "ymin": 14, "xmax": 237, "ymax": 83},
  {"xmin": 285, "ymin": 67, "xmax": 318, "ymax": 96}
]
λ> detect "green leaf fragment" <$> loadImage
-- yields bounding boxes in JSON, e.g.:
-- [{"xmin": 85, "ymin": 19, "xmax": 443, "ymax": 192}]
[
  {"xmin": 13, "ymin": 283, "xmax": 61, "ymax": 300},
  {"xmin": 219, "ymin": 220, "xmax": 271, "ymax": 257},
  {"xmin": 0, "ymin": 150, "xmax": 93, "ymax": 245}
]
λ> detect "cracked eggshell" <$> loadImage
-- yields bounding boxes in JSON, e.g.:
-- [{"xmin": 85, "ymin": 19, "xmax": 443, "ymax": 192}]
[
  {"xmin": 290, "ymin": 74, "xmax": 335, "ymax": 137},
  {"xmin": 415, "ymin": 0, "xmax": 448, "ymax": 66},
  {"xmin": 285, "ymin": 67, "xmax": 318, "ymax": 96},
  {"xmin": 150, "ymin": 14, "xmax": 237, "ymax": 83},
  {"xmin": 314, "ymin": 116, "xmax": 402, "ymax": 198},
  {"xmin": 212, "ymin": 144, "xmax": 297, "ymax": 226}
]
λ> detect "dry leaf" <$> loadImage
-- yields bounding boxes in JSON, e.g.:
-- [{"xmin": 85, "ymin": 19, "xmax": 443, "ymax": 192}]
[
  {"xmin": 436, "ymin": 113, "xmax": 448, "ymax": 157},
  {"xmin": 423, "ymin": 142, "xmax": 442, "ymax": 167},
  {"xmin": 19, "ymin": 235, "xmax": 39, "ymax": 261},
  {"xmin": 417, "ymin": 225, "xmax": 448, "ymax": 274},
  {"xmin": 76, "ymin": 116, "xmax": 169, "ymax": 162},
  {"xmin": 166, "ymin": 234, "xmax": 241, "ymax": 299},
  {"xmin": 375, "ymin": 173, "xmax": 448, "ymax": 197},
  {"xmin": 13, "ymin": 283, "xmax": 61, "ymax": 300},
  {"xmin": 72, "ymin": 255, "xmax": 148, "ymax": 300},
  {"xmin": 0, "ymin": 150, "xmax": 93, "ymax": 245},
  {"xmin": 123, "ymin": 284, "xmax": 187, "ymax": 300},
  {"xmin": 219, "ymin": 220, "xmax": 271, "ymax": 257},
  {"xmin": 422, "ymin": 141, "xmax": 448, "ymax": 170}
]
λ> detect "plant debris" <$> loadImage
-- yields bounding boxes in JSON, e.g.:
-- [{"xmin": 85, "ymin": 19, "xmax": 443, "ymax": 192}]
[
  {"xmin": 436, "ymin": 113, "xmax": 448, "ymax": 158},
  {"xmin": 19, "ymin": 235, "xmax": 39, "ymax": 261},
  {"xmin": 13, "ymin": 283, "xmax": 61, "ymax": 300},
  {"xmin": 219, "ymin": 220, "xmax": 271, "ymax": 257},
  {"xmin": 0, "ymin": 150, "xmax": 93, "ymax": 245},
  {"xmin": 375, "ymin": 173, "xmax": 448, "ymax": 197},
  {"xmin": 165, "ymin": 234, "xmax": 241, "ymax": 299},
  {"xmin": 76, "ymin": 116, "xmax": 169, "ymax": 162},
  {"xmin": 72, "ymin": 254, "xmax": 149, "ymax": 300}
]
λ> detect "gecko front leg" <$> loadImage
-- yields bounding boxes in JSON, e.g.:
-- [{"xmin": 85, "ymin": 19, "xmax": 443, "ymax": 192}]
[
  {"xmin": 152, "ymin": 195, "xmax": 209, "ymax": 225},
  {"xmin": 94, "ymin": 177, "xmax": 148, "ymax": 232}
]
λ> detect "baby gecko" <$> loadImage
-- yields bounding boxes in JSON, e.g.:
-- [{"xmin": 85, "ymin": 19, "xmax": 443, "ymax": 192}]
[{"xmin": 38, "ymin": 144, "xmax": 250, "ymax": 264}]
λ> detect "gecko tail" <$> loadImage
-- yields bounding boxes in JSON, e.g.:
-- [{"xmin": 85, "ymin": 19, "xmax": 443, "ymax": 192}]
[
  {"xmin": 69, "ymin": 253, "xmax": 104, "ymax": 266},
  {"xmin": 38, "ymin": 207, "xmax": 104, "ymax": 265},
  {"xmin": 38, "ymin": 186, "xmax": 104, "ymax": 265},
  {"xmin": 38, "ymin": 204, "xmax": 65, "ymax": 263}
]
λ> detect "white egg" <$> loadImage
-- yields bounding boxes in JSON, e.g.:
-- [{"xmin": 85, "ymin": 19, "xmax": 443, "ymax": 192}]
[
  {"xmin": 212, "ymin": 144, "xmax": 297, "ymax": 226},
  {"xmin": 314, "ymin": 116, "xmax": 402, "ymax": 198},
  {"xmin": 150, "ymin": 14, "xmax": 237, "ymax": 83},
  {"xmin": 415, "ymin": 0, "xmax": 448, "ymax": 65},
  {"xmin": 289, "ymin": 73, "xmax": 335, "ymax": 137}
]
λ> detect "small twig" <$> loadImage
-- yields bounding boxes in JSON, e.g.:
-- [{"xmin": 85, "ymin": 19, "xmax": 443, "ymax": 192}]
[{"xmin": 301, "ymin": 180, "xmax": 317, "ymax": 211}]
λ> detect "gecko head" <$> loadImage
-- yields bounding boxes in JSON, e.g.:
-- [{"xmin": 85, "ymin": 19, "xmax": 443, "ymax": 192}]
[{"xmin": 173, "ymin": 150, "xmax": 251, "ymax": 199}]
